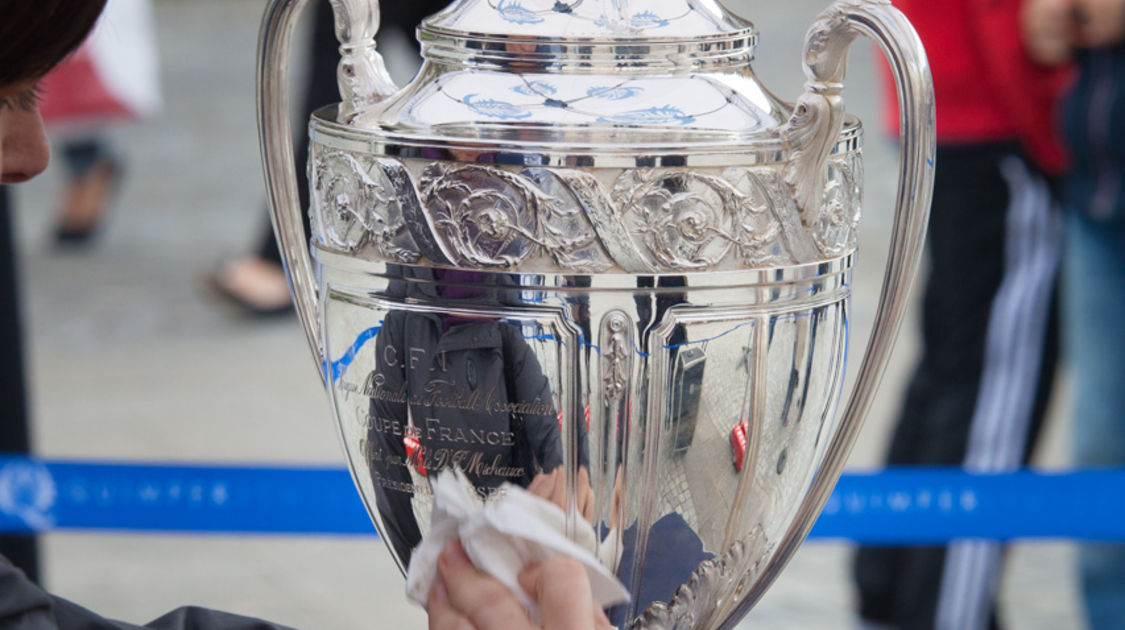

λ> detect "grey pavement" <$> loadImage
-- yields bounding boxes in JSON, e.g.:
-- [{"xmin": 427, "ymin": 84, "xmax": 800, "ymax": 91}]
[{"xmin": 9, "ymin": 0, "xmax": 1082, "ymax": 628}]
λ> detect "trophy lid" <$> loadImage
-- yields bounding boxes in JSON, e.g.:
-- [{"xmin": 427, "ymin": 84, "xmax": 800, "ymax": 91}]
[
  {"xmin": 337, "ymin": 0, "xmax": 818, "ymax": 153},
  {"xmin": 421, "ymin": 0, "xmax": 755, "ymax": 45}
]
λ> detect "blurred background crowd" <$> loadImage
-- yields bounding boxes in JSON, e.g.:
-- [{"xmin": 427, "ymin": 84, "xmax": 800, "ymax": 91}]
[{"xmin": 2, "ymin": 0, "xmax": 1121, "ymax": 628}]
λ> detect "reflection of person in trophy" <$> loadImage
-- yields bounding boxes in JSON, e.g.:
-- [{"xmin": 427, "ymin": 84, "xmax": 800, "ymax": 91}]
[
  {"xmin": 0, "ymin": 0, "xmax": 112, "ymax": 593},
  {"xmin": 362, "ymin": 266, "xmax": 597, "ymax": 563}
]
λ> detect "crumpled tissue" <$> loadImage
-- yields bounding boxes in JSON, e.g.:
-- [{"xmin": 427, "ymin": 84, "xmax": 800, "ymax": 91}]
[{"xmin": 405, "ymin": 470, "xmax": 630, "ymax": 623}]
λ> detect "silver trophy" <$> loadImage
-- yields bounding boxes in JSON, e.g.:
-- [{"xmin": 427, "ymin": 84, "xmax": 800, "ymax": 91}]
[{"xmin": 257, "ymin": 0, "xmax": 934, "ymax": 627}]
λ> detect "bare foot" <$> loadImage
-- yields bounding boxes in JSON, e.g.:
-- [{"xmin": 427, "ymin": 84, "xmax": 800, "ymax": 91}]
[{"xmin": 210, "ymin": 257, "xmax": 292, "ymax": 315}]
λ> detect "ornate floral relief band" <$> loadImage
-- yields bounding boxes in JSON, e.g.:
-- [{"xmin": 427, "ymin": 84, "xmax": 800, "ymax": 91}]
[{"xmin": 309, "ymin": 146, "xmax": 863, "ymax": 274}]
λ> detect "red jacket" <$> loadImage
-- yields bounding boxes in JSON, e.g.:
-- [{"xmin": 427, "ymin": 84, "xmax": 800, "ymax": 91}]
[{"xmin": 884, "ymin": 0, "xmax": 1071, "ymax": 174}]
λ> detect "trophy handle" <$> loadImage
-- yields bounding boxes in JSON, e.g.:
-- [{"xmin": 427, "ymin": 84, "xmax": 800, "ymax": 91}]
[
  {"xmin": 725, "ymin": 0, "xmax": 936, "ymax": 623},
  {"xmin": 325, "ymin": 0, "xmax": 398, "ymax": 121},
  {"xmin": 257, "ymin": 0, "xmax": 398, "ymax": 374}
]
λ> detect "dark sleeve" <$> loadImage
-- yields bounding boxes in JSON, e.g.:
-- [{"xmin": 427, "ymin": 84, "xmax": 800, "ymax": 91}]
[
  {"xmin": 141, "ymin": 607, "xmax": 294, "ymax": 630},
  {"xmin": 502, "ymin": 329, "xmax": 579, "ymax": 472},
  {"xmin": 0, "ymin": 554, "xmax": 57, "ymax": 629},
  {"xmin": 1, "ymin": 556, "xmax": 296, "ymax": 630}
]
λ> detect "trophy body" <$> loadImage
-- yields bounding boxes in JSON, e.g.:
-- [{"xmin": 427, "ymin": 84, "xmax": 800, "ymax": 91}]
[
  {"xmin": 313, "ymin": 151, "xmax": 857, "ymax": 625},
  {"xmin": 258, "ymin": 1, "xmax": 935, "ymax": 627}
]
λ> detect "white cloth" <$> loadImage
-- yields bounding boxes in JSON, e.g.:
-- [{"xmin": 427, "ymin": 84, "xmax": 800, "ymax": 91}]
[{"xmin": 405, "ymin": 471, "xmax": 630, "ymax": 624}]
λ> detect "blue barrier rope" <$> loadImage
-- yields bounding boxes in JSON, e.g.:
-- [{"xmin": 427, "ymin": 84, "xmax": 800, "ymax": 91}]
[{"xmin": 1, "ymin": 457, "xmax": 1122, "ymax": 543}]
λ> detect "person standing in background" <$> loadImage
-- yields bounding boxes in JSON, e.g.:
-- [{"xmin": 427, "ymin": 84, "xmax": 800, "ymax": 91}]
[
  {"xmin": 0, "ymin": 0, "xmax": 159, "ymax": 584},
  {"xmin": 851, "ymin": 1, "xmax": 1071, "ymax": 629},
  {"xmin": 37, "ymin": 0, "xmax": 161, "ymax": 245},
  {"xmin": 0, "ymin": 0, "xmax": 112, "ymax": 592},
  {"xmin": 1024, "ymin": 1, "xmax": 1125, "ymax": 628}
]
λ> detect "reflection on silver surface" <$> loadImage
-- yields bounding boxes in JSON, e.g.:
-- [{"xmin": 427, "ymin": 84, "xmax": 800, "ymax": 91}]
[
  {"xmin": 323, "ymin": 260, "xmax": 849, "ymax": 627},
  {"xmin": 257, "ymin": 0, "xmax": 936, "ymax": 627}
]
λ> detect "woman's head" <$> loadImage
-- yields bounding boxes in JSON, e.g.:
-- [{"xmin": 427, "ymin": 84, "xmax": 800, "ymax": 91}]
[{"xmin": 0, "ymin": 0, "xmax": 107, "ymax": 183}]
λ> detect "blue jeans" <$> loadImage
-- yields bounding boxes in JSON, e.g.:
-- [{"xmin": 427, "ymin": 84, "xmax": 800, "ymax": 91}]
[{"xmin": 1064, "ymin": 208, "xmax": 1125, "ymax": 630}]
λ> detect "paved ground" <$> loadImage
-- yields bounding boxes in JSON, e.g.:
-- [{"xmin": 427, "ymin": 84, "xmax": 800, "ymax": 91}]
[{"xmin": 9, "ymin": 0, "xmax": 1083, "ymax": 628}]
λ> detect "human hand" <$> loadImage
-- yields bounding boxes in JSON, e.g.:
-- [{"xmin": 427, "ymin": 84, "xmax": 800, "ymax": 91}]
[
  {"xmin": 608, "ymin": 467, "xmax": 623, "ymax": 530},
  {"xmin": 527, "ymin": 467, "xmax": 595, "ymax": 522},
  {"xmin": 1072, "ymin": 0, "xmax": 1125, "ymax": 47},
  {"xmin": 428, "ymin": 540, "xmax": 613, "ymax": 630},
  {"xmin": 1022, "ymin": 0, "xmax": 1079, "ymax": 65}
]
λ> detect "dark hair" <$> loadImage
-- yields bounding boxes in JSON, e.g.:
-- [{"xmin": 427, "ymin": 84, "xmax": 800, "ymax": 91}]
[{"xmin": 0, "ymin": 0, "xmax": 109, "ymax": 86}]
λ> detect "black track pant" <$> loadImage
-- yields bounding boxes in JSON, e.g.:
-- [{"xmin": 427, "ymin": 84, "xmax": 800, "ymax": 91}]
[{"xmin": 853, "ymin": 143, "xmax": 1060, "ymax": 630}]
